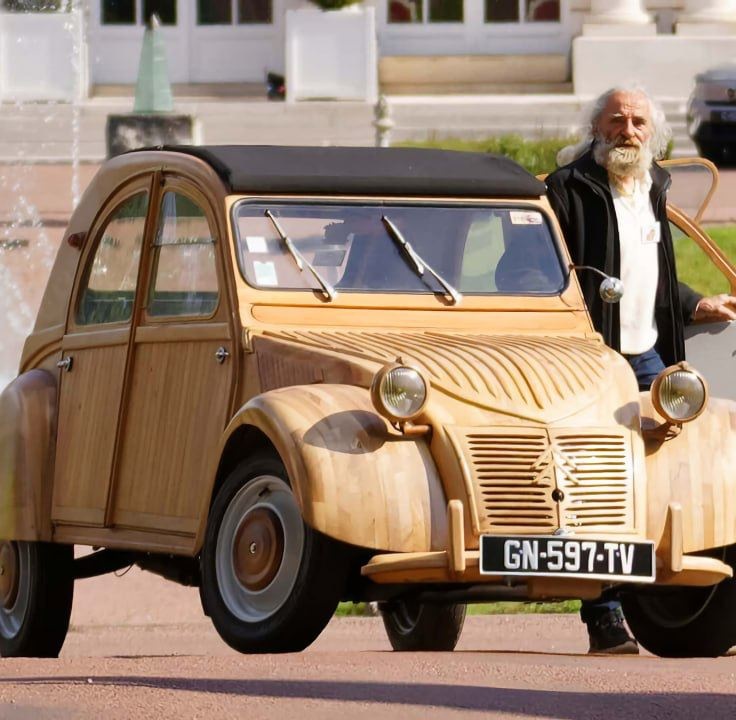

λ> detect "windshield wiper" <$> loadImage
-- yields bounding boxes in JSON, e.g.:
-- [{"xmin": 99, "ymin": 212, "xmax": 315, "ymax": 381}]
[
  {"xmin": 264, "ymin": 209, "xmax": 337, "ymax": 302},
  {"xmin": 381, "ymin": 215, "xmax": 462, "ymax": 305}
]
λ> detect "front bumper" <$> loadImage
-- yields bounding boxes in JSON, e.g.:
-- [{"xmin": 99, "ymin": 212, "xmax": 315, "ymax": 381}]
[{"xmin": 361, "ymin": 501, "xmax": 732, "ymax": 591}]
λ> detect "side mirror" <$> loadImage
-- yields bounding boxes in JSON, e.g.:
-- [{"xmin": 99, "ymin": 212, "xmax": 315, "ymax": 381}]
[
  {"xmin": 569, "ymin": 264, "xmax": 624, "ymax": 304},
  {"xmin": 599, "ymin": 277, "xmax": 624, "ymax": 304}
]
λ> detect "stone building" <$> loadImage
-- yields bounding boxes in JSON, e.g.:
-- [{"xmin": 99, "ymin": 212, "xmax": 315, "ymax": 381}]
[{"xmin": 0, "ymin": 1, "xmax": 735, "ymax": 100}]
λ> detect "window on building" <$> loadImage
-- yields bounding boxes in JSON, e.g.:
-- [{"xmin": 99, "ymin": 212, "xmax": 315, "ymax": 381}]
[
  {"xmin": 102, "ymin": 0, "xmax": 176, "ymax": 25},
  {"xmin": 485, "ymin": 0, "xmax": 560, "ymax": 23},
  {"xmin": 196, "ymin": 0, "xmax": 272, "ymax": 25},
  {"xmin": 102, "ymin": 0, "xmax": 135, "ymax": 24},
  {"xmin": 388, "ymin": 0, "xmax": 462, "ymax": 24},
  {"xmin": 143, "ymin": 0, "xmax": 176, "ymax": 24},
  {"xmin": 239, "ymin": 0, "xmax": 271, "ymax": 24},
  {"xmin": 198, "ymin": 0, "xmax": 231, "ymax": 24}
]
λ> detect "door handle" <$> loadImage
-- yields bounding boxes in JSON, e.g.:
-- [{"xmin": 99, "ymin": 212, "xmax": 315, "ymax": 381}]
[
  {"xmin": 57, "ymin": 356, "xmax": 73, "ymax": 372},
  {"xmin": 215, "ymin": 347, "xmax": 230, "ymax": 364}
]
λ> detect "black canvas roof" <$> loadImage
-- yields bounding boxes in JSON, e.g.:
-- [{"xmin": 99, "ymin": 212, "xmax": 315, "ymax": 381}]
[{"xmin": 153, "ymin": 145, "xmax": 545, "ymax": 198}]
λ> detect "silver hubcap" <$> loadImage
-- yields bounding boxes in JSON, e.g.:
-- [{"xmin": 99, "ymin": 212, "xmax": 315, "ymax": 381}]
[
  {"xmin": 391, "ymin": 600, "xmax": 422, "ymax": 635},
  {"xmin": 0, "ymin": 541, "xmax": 30, "ymax": 640},
  {"xmin": 216, "ymin": 475, "xmax": 304, "ymax": 623}
]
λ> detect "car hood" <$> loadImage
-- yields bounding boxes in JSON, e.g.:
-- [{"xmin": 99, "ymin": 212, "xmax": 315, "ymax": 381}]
[
  {"xmin": 255, "ymin": 329, "xmax": 635, "ymax": 424},
  {"xmin": 696, "ymin": 62, "xmax": 736, "ymax": 83}
]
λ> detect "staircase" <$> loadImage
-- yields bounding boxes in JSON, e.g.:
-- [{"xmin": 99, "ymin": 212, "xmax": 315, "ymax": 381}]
[
  {"xmin": 0, "ymin": 91, "xmax": 695, "ymax": 163},
  {"xmin": 379, "ymin": 54, "xmax": 571, "ymax": 96}
]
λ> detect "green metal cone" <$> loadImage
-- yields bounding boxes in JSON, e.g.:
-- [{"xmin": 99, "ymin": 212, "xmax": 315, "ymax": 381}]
[{"xmin": 133, "ymin": 13, "xmax": 174, "ymax": 114}]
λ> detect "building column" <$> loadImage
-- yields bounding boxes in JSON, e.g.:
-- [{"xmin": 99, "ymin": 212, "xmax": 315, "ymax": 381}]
[
  {"xmin": 583, "ymin": 0, "xmax": 655, "ymax": 35},
  {"xmin": 677, "ymin": 0, "xmax": 736, "ymax": 34}
]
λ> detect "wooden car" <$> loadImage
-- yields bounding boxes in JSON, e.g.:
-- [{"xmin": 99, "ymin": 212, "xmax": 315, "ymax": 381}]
[{"xmin": 1, "ymin": 147, "xmax": 735, "ymax": 658}]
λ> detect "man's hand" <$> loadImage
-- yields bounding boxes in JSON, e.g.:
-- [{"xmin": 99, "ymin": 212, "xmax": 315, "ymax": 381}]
[{"xmin": 693, "ymin": 294, "xmax": 736, "ymax": 323}]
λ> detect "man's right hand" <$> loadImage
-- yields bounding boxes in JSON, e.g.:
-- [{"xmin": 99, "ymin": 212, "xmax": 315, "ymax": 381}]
[{"xmin": 692, "ymin": 294, "xmax": 736, "ymax": 323}]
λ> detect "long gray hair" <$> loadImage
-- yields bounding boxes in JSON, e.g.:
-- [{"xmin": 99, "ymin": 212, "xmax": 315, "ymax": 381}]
[{"xmin": 556, "ymin": 86, "xmax": 672, "ymax": 167}]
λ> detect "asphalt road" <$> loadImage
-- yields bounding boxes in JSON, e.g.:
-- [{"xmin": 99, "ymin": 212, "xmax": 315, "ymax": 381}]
[{"xmin": 0, "ymin": 568, "xmax": 735, "ymax": 720}]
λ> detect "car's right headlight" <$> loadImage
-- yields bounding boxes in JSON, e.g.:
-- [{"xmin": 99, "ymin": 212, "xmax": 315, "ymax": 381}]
[
  {"xmin": 651, "ymin": 363, "xmax": 708, "ymax": 424},
  {"xmin": 370, "ymin": 362, "xmax": 428, "ymax": 423}
]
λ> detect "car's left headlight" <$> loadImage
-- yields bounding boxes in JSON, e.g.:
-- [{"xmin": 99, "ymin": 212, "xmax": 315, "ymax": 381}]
[
  {"xmin": 370, "ymin": 363, "xmax": 428, "ymax": 423},
  {"xmin": 651, "ymin": 363, "xmax": 708, "ymax": 424}
]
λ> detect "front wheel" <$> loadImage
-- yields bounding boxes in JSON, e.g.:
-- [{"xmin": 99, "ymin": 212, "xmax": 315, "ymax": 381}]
[
  {"xmin": 0, "ymin": 540, "xmax": 74, "ymax": 658},
  {"xmin": 200, "ymin": 453, "xmax": 350, "ymax": 653},
  {"xmin": 379, "ymin": 599, "xmax": 466, "ymax": 651},
  {"xmin": 622, "ymin": 546, "xmax": 736, "ymax": 657}
]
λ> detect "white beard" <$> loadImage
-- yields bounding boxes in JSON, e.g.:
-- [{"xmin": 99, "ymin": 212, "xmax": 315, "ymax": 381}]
[{"xmin": 593, "ymin": 137, "xmax": 653, "ymax": 179}]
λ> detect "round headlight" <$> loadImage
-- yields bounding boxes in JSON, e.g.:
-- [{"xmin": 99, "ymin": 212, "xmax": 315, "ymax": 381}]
[
  {"xmin": 371, "ymin": 364, "xmax": 428, "ymax": 422},
  {"xmin": 651, "ymin": 365, "xmax": 708, "ymax": 423}
]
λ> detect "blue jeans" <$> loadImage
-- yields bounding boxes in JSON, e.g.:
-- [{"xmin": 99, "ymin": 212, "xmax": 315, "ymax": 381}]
[
  {"xmin": 581, "ymin": 347, "xmax": 665, "ymax": 621},
  {"xmin": 623, "ymin": 346, "xmax": 666, "ymax": 391}
]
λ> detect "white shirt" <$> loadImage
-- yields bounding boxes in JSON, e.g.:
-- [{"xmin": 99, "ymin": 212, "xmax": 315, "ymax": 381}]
[{"xmin": 610, "ymin": 174, "xmax": 660, "ymax": 355}]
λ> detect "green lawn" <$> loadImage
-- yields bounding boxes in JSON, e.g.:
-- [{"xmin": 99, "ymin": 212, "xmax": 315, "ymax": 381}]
[
  {"xmin": 675, "ymin": 224, "xmax": 736, "ymax": 297},
  {"xmin": 336, "ymin": 600, "xmax": 580, "ymax": 616}
]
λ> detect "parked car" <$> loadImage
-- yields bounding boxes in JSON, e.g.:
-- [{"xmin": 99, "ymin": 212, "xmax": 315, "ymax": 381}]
[
  {"xmin": 687, "ymin": 62, "xmax": 736, "ymax": 165},
  {"xmin": 1, "ymin": 147, "xmax": 735, "ymax": 658}
]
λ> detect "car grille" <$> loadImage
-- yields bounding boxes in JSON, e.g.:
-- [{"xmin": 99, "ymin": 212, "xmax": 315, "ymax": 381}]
[{"xmin": 448, "ymin": 426, "xmax": 634, "ymax": 536}]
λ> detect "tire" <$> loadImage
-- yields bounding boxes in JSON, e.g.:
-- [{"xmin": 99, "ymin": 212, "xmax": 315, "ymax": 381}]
[
  {"xmin": 199, "ymin": 453, "xmax": 350, "ymax": 653},
  {"xmin": 622, "ymin": 546, "xmax": 736, "ymax": 657},
  {"xmin": 0, "ymin": 541, "xmax": 74, "ymax": 658},
  {"xmin": 695, "ymin": 141, "xmax": 728, "ymax": 166},
  {"xmin": 379, "ymin": 599, "xmax": 466, "ymax": 651}
]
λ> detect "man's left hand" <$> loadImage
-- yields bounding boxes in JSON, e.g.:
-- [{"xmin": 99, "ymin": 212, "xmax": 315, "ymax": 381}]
[{"xmin": 693, "ymin": 294, "xmax": 736, "ymax": 322}]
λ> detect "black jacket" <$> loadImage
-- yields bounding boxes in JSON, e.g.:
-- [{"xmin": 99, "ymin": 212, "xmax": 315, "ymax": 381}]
[{"xmin": 545, "ymin": 148, "xmax": 701, "ymax": 366}]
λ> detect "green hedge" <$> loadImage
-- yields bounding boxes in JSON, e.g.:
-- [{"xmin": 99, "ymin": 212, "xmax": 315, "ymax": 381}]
[
  {"xmin": 398, "ymin": 135, "xmax": 674, "ymax": 177},
  {"xmin": 398, "ymin": 135, "xmax": 577, "ymax": 177}
]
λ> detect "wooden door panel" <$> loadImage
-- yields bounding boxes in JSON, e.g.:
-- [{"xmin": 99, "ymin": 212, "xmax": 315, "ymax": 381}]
[
  {"xmin": 52, "ymin": 341, "xmax": 128, "ymax": 525},
  {"xmin": 112, "ymin": 330, "xmax": 232, "ymax": 531}
]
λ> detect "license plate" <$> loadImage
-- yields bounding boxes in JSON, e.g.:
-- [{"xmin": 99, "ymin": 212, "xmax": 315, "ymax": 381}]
[
  {"xmin": 480, "ymin": 535, "xmax": 655, "ymax": 582},
  {"xmin": 712, "ymin": 109, "xmax": 736, "ymax": 123}
]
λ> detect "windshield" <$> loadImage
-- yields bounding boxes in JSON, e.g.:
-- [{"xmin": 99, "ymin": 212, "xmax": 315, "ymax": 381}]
[{"xmin": 233, "ymin": 202, "xmax": 566, "ymax": 296}]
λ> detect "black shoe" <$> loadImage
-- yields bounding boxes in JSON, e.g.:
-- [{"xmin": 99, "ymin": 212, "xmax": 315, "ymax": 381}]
[{"xmin": 586, "ymin": 606, "xmax": 639, "ymax": 655}]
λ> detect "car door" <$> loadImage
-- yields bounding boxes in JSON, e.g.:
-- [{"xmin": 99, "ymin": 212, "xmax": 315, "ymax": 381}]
[
  {"xmin": 662, "ymin": 159, "xmax": 736, "ymax": 400},
  {"xmin": 109, "ymin": 180, "xmax": 235, "ymax": 536},
  {"xmin": 52, "ymin": 182, "xmax": 153, "ymax": 526}
]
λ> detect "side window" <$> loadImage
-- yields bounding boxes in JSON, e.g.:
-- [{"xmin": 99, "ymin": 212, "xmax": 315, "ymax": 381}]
[
  {"xmin": 76, "ymin": 192, "xmax": 148, "ymax": 326},
  {"xmin": 670, "ymin": 221, "xmax": 731, "ymax": 297},
  {"xmin": 148, "ymin": 191, "xmax": 219, "ymax": 318}
]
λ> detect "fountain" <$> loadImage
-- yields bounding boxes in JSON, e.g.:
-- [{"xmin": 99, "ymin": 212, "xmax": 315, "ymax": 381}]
[
  {"xmin": 0, "ymin": 0, "xmax": 85, "ymax": 392},
  {"xmin": 105, "ymin": 13, "xmax": 196, "ymax": 157}
]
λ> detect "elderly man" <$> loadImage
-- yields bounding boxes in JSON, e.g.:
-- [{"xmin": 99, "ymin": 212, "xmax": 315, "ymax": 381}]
[{"xmin": 546, "ymin": 86, "xmax": 736, "ymax": 654}]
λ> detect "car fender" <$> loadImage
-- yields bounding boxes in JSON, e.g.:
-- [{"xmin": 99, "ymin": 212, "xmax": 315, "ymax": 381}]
[
  {"xmin": 643, "ymin": 393, "xmax": 736, "ymax": 553},
  {"xmin": 0, "ymin": 370, "xmax": 56, "ymax": 541},
  {"xmin": 212, "ymin": 384, "xmax": 447, "ymax": 554}
]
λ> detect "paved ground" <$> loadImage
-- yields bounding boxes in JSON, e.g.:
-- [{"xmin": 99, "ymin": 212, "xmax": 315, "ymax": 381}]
[{"xmin": 0, "ymin": 568, "xmax": 734, "ymax": 720}]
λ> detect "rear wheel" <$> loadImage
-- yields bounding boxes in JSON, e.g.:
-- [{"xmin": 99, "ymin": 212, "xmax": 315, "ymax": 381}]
[
  {"xmin": 200, "ymin": 453, "xmax": 350, "ymax": 653},
  {"xmin": 0, "ymin": 540, "xmax": 74, "ymax": 658},
  {"xmin": 622, "ymin": 546, "xmax": 736, "ymax": 657},
  {"xmin": 379, "ymin": 599, "xmax": 466, "ymax": 651}
]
